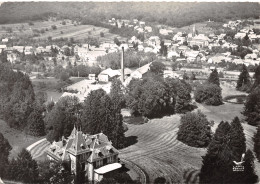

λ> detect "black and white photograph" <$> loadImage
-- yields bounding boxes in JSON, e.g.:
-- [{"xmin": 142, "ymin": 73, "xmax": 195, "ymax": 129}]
[{"xmin": 0, "ymin": 1, "xmax": 259, "ymax": 183}]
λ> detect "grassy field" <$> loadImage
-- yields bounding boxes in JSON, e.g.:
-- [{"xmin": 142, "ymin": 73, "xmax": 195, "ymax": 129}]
[
  {"xmin": 32, "ymin": 77, "xmax": 85, "ymax": 102},
  {"xmin": 120, "ymin": 83, "xmax": 259, "ymax": 183},
  {"xmin": 0, "ymin": 20, "xmax": 125, "ymax": 42},
  {"xmin": 0, "ymin": 119, "xmax": 42, "ymax": 159}
]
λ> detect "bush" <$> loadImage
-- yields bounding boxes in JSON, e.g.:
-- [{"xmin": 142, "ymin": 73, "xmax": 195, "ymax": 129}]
[
  {"xmin": 100, "ymin": 32, "xmax": 104, "ymax": 37},
  {"xmin": 177, "ymin": 110, "xmax": 212, "ymax": 147},
  {"xmin": 194, "ymin": 82, "xmax": 223, "ymax": 106},
  {"xmin": 51, "ymin": 25, "xmax": 57, "ymax": 30}
]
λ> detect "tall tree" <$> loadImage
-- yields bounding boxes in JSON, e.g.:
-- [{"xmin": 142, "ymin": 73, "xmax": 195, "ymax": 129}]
[
  {"xmin": 242, "ymin": 149, "xmax": 258, "ymax": 183},
  {"xmin": 81, "ymin": 89, "xmax": 107, "ymax": 135},
  {"xmin": 253, "ymin": 126, "xmax": 260, "ymax": 162},
  {"xmin": 110, "ymin": 79, "xmax": 126, "ymax": 149},
  {"xmin": 45, "ymin": 96, "xmax": 80, "ymax": 142},
  {"xmin": 200, "ymin": 121, "xmax": 233, "ymax": 183},
  {"xmin": 208, "ymin": 69, "xmax": 220, "ymax": 86},
  {"xmin": 26, "ymin": 108, "xmax": 45, "ymax": 136},
  {"xmin": 175, "ymin": 80, "xmax": 192, "ymax": 113},
  {"xmin": 0, "ymin": 133, "xmax": 12, "ymax": 177},
  {"xmin": 229, "ymin": 117, "xmax": 246, "ymax": 161},
  {"xmin": 242, "ymin": 87, "xmax": 260, "ymax": 126},
  {"xmin": 251, "ymin": 64, "xmax": 260, "ymax": 91},
  {"xmin": 236, "ymin": 64, "xmax": 251, "ymax": 91}
]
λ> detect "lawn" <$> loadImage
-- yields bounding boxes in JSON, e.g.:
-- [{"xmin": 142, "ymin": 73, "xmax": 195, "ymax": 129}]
[
  {"xmin": 32, "ymin": 77, "xmax": 85, "ymax": 102},
  {"xmin": 120, "ymin": 84, "xmax": 259, "ymax": 183},
  {"xmin": 0, "ymin": 119, "xmax": 42, "ymax": 159}
]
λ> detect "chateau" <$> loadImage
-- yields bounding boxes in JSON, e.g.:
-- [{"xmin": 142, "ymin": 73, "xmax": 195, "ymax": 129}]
[{"xmin": 46, "ymin": 126, "xmax": 121, "ymax": 182}]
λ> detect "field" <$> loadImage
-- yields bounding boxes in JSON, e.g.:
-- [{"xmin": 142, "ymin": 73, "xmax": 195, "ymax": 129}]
[
  {"xmin": 0, "ymin": 119, "xmax": 42, "ymax": 158},
  {"xmin": 0, "ymin": 20, "xmax": 125, "ymax": 42},
  {"xmin": 32, "ymin": 77, "xmax": 85, "ymax": 102}
]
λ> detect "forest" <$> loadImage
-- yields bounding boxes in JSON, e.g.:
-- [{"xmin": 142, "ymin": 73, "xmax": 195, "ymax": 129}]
[{"xmin": 0, "ymin": 2, "xmax": 259, "ymax": 27}]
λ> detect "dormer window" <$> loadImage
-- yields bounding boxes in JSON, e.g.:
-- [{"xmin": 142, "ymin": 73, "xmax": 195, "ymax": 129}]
[
  {"xmin": 51, "ymin": 147, "xmax": 56, "ymax": 152},
  {"xmin": 98, "ymin": 152, "xmax": 103, "ymax": 157},
  {"xmin": 80, "ymin": 143, "xmax": 85, "ymax": 149}
]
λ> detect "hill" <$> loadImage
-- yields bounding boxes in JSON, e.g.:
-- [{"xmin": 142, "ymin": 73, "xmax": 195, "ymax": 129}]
[{"xmin": 0, "ymin": 2, "xmax": 259, "ymax": 27}]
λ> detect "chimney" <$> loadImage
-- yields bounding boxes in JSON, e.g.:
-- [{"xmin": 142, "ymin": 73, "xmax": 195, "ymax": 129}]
[{"xmin": 121, "ymin": 46, "xmax": 124, "ymax": 82}]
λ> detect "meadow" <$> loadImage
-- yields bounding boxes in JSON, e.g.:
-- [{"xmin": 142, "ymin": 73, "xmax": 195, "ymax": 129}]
[{"xmin": 0, "ymin": 20, "xmax": 125, "ymax": 43}]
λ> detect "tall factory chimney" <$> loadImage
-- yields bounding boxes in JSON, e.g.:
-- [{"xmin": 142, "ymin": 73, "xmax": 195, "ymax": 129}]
[{"xmin": 121, "ymin": 46, "xmax": 124, "ymax": 83}]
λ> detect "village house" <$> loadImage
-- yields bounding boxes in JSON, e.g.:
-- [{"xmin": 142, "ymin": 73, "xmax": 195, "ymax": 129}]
[
  {"xmin": 159, "ymin": 29, "xmax": 173, "ymax": 35},
  {"xmin": 139, "ymin": 21, "xmax": 145, "ymax": 27},
  {"xmin": 132, "ymin": 19, "xmax": 138, "ymax": 24},
  {"xmin": 148, "ymin": 36, "xmax": 160, "ymax": 48},
  {"xmin": 2, "ymin": 38, "xmax": 8, "ymax": 43},
  {"xmin": 13, "ymin": 46, "xmax": 24, "ymax": 53},
  {"xmin": 164, "ymin": 39, "xmax": 172, "ymax": 47},
  {"xmin": 46, "ymin": 127, "xmax": 120, "ymax": 182},
  {"xmin": 234, "ymin": 32, "xmax": 246, "ymax": 39},
  {"xmin": 144, "ymin": 26, "xmax": 152, "ymax": 33},
  {"xmin": 0, "ymin": 45, "xmax": 7, "ymax": 52}
]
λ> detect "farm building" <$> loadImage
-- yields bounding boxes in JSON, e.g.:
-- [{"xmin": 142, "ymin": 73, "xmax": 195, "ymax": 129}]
[{"xmin": 46, "ymin": 127, "xmax": 120, "ymax": 182}]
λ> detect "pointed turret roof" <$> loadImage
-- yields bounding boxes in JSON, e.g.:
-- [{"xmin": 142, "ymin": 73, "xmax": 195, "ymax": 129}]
[{"xmin": 67, "ymin": 130, "xmax": 90, "ymax": 155}]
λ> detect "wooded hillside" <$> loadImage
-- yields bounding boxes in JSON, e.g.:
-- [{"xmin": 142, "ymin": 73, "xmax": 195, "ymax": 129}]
[{"xmin": 0, "ymin": 2, "xmax": 259, "ymax": 27}]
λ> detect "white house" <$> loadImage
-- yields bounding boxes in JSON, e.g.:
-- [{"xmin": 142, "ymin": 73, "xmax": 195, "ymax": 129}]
[
  {"xmin": 234, "ymin": 32, "xmax": 246, "ymax": 39},
  {"xmin": 144, "ymin": 26, "xmax": 152, "ymax": 33}
]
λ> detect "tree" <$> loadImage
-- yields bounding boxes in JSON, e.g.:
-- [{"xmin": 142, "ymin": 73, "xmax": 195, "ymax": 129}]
[
  {"xmin": 5, "ymin": 149, "xmax": 39, "ymax": 183},
  {"xmin": 192, "ymin": 45, "xmax": 199, "ymax": 51},
  {"xmin": 208, "ymin": 69, "xmax": 220, "ymax": 86},
  {"xmin": 51, "ymin": 25, "xmax": 57, "ymax": 30},
  {"xmin": 177, "ymin": 110, "xmax": 212, "ymax": 147},
  {"xmin": 150, "ymin": 61, "xmax": 166, "ymax": 75},
  {"xmin": 81, "ymin": 88, "xmax": 125, "ymax": 149},
  {"xmin": 253, "ymin": 126, "xmax": 260, "ymax": 162},
  {"xmin": 229, "ymin": 117, "xmax": 246, "ymax": 160},
  {"xmin": 45, "ymin": 96, "xmax": 80, "ymax": 142},
  {"xmin": 242, "ymin": 149, "xmax": 258, "ymax": 183},
  {"xmin": 200, "ymin": 121, "xmax": 233, "ymax": 183},
  {"xmin": 109, "ymin": 79, "xmax": 126, "ymax": 149},
  {"xmin": 26, "ymin": 108, "xmax": 45, "ymax": 136},
  {"xmin": 194, "ymin": 82, "xmax": 223, "ymax": 106},
  {"xmin": 0, "ymin": 132, "xmax": 12, "ymax": 177},
  {"xmin": 242, "ymin": 87, "xmax": 260, "ymax": 126},
  {"xmin": 59, "ymin": 71, "xmax": 70, "ymax": 81},
  {"xmin": 236, "ymin": 64, "xmax": 251, "ymax": 91},
  {"xmin": 251, "ymin": 64, "xmax": 260, "ymax": 91},
  {"xmin": 126, "ymin": 78, "xmax": 172, "ymax": 118},
  {"xmin": 175, "ymin": 80, "xmax": 192, "ymax": 113}
]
